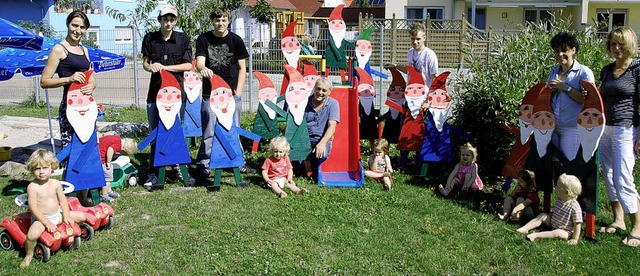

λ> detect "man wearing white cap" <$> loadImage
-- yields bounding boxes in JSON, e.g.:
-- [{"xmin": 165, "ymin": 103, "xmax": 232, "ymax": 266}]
[{"xmin": 141, "ymin": 4, "xmax": 193, "ymax": 187}]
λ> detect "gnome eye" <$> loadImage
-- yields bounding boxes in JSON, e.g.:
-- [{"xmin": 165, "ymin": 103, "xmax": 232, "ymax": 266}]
[
  {"xmin": 399, "ymin": 87, "xmax": 405, "ymax": 92},
  {"xmin": 289, "ymin": 86, "xmax": 294, "ymax": 92},
  {"xmin": 582, "ymin": 111, "xmax": 590, "ymax": 117}
]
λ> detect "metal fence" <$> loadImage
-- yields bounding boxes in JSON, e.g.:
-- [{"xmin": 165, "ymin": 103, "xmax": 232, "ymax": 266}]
[{"xmin": 0, "ymin": 17, "xmax": 493, "ymax": 113}]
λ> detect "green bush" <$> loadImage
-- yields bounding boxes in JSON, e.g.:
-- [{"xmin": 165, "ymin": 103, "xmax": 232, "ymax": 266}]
[{"xmin": 451, "ymin": 17, "xmax": 610, "ymax": 183}]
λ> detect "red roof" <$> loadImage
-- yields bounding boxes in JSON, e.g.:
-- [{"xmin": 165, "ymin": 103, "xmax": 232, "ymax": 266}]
[
  {"xmin": 245, "ymin": 0, "xmax": 297, "ymax": 10},
  {"xmin": 312, "ymin": 7, "xmax": 385, "ymax": 23},
  {"xmin": 287, "ymin": 0, "xmax": 324, "ymax": 15}
]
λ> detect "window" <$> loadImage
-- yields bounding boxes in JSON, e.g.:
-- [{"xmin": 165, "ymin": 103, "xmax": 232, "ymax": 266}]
[
  {"xmin": 466, "ymin": 8, "xmax": 486, "ymax": 29},
  {"xmin": 84, "ymin": 27, "xmax": 99, "ymax": 48},
  {"xmin": 524, "ymin": 9, "xmax": 553, "ymax": 30},
  {"xmin": 115, "ymin": 26, "xmax": 132, "ymax": 44},
  {"xmin": 406, "ymin": 7, "xmax": 444, "ymax": 20},
  {"xmin": 597, "ymin": 9, "xmax": 627, "ymax": 36}
]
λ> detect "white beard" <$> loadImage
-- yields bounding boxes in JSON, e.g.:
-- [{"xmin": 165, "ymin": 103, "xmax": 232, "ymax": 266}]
[
  {"xmin": 533, "ymin": 129, "xmax": 554, "ymax": 157},
  {"xmin": 389, "ymin": 98, "xmax": 405, "ymax": 119},
  {"xmin": 331, "ymin": 29, "xmax": 345, "ymax": 48},
  {"xmin": 578, "ymin": 124, "xmax": 604, "ymax": 162},
  {"xmin": 283, "ymin": 49, "xmax": 301, "ymax": 67},
  {"xmin": 210, "ymin": 98, "xmax": 236, "ymax": 131},
  {"xmin": 184, "ymin": 82, "xmax": 202, "ymax": 103},
  {"xmin": 157, "ymin": 101, "xmax": 181, "ymax": 130},
  {"xmin": 260, "ymin": 97, "xmax": 277, "ymax": 120},
  {"xmin": 288, "ymin": 97, "xmax": 309, "ymax": 126},
  {"xmin": 519, "ymin": 118, "xmax": 534, "ymax": 145},
  {"xmin": 356, "ymin": 51, "xmax": 371, "ymax": 69},
  {"xmin": 67, "ymin": 101, "xmax": 98, "ymax": 143},
  {"xmin": 407, "ymin": 96, "xmax": 426, "ymax": 119},
  {"xmin": 359, "ymin": 96, "xmax": 373, "ymax": 115},
  {"xmin": 429, "ymin": 107, "xmax": 450, "ymax": 132}
]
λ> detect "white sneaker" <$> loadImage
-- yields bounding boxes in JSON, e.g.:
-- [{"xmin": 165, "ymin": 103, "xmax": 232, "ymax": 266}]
[{"xmin": 143, "ymin": 175, "xmax": 157, "ymax": 190}]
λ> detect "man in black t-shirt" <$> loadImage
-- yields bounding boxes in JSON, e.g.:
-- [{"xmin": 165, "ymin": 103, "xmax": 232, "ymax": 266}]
[{"xmin": 194, "ymin": 8, "xmax": 254, "ymax": 179}]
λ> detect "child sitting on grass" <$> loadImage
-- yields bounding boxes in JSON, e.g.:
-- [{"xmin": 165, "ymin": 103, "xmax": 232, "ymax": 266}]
[
  {"xmin": 517, "ymin": 173, "xmax": 583, "ymax": 245},
  {"xmin": 21, "ymin": 149, "xmax": 86, "ymax": 268},
  {"xmin": 261, "ymin": 137, "xmax": 307, "ymax": 198},
  {"xmin": 438, "ymin": 142, "xmax": 484, "ymax": 196},
  {"xmin": 98, "ymin": 135, "xmax": 138, "ymax": 203},
  {"xmin": 364, "ymin": 138, "xmax": 393, "ymax": 190},
  {"xmin": 498, "ymin": 169, "xmax": 540, "ymax": 224}
]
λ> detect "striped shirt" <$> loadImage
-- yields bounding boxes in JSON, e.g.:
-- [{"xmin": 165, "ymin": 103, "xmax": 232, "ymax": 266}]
[
  {"xmin": 599, "ymin": 60, "xmax": 640, "ymax": 127},
  {"xmin": 550, "ymin": 198, "xmax": 583, "ymax": 233}
]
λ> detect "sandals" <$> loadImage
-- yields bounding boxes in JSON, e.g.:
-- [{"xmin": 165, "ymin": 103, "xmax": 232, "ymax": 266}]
[
  {"xmin": 598, "ymin": 225, "xmax": 627, "ymax": 234},
  {"xmin": 623, "ymin": 234, "xmax": 640, "ymax": 247}
]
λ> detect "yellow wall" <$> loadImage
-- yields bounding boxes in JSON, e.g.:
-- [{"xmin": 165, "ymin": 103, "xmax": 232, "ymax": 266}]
[{"xmin": 588, "ymin": 3, "xmax": 640, "ymax": 32}]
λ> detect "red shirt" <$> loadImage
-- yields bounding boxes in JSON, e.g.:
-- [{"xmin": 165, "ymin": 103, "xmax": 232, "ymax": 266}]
[
  {"xmin": 261, "ymin": 155, "xmax": 292, "ymax": 180},
  {"xmin": 98, "ymin": 135, "xmax": 122, "ymax": 164}
]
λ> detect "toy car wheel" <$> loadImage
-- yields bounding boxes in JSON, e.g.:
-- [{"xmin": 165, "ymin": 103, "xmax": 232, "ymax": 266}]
[
  {"xmin": 128, "ymin": 176, "xmax": 137, "ymax": 186},
  {"xmin": 103, "ymin": 216, "xmax": 115, "ymax": 230},
  {"xmin": 72, "ymin": 236, "xmax": 81, "ymax": 250},
  {"xmin": 0, "ymin": 230, "xmax": 14, "ymax": 250},
  {"xmin": 34, "ymin": 242, "xmax": 50, "ymax": 262},
  {"xmin": 80, "ymin": 222, "xmax": 94, "ymax": 241}
]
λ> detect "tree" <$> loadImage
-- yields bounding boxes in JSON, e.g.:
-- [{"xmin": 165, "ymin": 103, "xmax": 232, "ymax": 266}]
[
  {"xmin": 358, "ymin": 0, "xmax": 371, "ymax": 8},
  {"xmin": 451, "ymin": 15, "xmax": 610, "ymax": 182},
  {"xmin": 105, "ymin": 1, "xmax": 158, "ymax": 39},
  {"xmin": 249, "ymin": 0, "xmax": 274, "ymax": 24}
]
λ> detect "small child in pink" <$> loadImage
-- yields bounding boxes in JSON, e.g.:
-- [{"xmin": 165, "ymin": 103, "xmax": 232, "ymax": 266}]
[
  {"xmin": 438, "ymin": 142, "xmax": 483, "ymax": 196},
  {"xmin": 261, "ymin": 137, "xmax": 308, "ymax": 198}
]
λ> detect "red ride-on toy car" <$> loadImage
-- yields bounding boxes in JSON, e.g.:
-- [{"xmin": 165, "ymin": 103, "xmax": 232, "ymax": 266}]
[
  {"xmin": 67, "ymin": 196, "xmax": 115, "ymax": 238},
  {"xmin": 0, "ymin": 186, "xmax": 82, "ymax": 263}
]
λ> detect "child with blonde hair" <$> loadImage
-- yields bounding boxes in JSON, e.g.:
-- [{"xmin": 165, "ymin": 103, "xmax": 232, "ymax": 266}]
[
  {"xmin": 364, "ymin": 138, "xmax": 393, "ymax": 190},
  {"xmin": 438, "ymin": 142, "xmax": 483, "ymax": 196},
  {"xmin": 498, "ymin": 169, "xmax": 540, "ymax": 224},
  {"xmin": 261, "ymin": 137, "xmax": 307, "ymax": 198},
  {"xmin": 98, "ymin": 135, "xmax": 138, "ymax": 202},
  {"xmin": 517, "ymin": 173, "xmax": 583, "ymax": 245},
  {"xmin": 20, "ymin": 149, "xmax": 86, "ymax": 268}
]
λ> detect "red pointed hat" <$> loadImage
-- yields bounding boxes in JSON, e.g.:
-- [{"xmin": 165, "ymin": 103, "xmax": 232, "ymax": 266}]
[
  {"xmin": 429, "ymin": 71, "xmax": 450, "ymax": 91},
  {"xmin": 209, "ymin": 73, "xmax": 231, "ymax": 90},
  {"xmin": 68, "ymin": 70, "xmax": 93, "ymax": 91},
  {"xmin": 405, "ymin": 65, "xmax": 425, "ymax": 86},
  {"xmin": 302, "ymin": 60, "xmax": 318, "ymax": 76},
  {"xmin": 388, "ymin": 67, "xmax": 406, "ymax": 88},
  {"xmin": 355, "ymin": 67, "xmax": 373, "ymax": 86},
  {"xmin": 532, "ymin": 87, "xmax": 554, "ymax": 114},
  {"xmin": 580, "ymin": 80, "xmax": 603, "ymax": 111},
  {"xmin": 253, "ymin": 71, "xmax": 275, "ymax": 89},
  {"xmin": 282, "ymin": 20, "xmax": 297, "ymax": 38},
  {"xmin": 522, "ymin": 82, "xmax": 546, "ymax": 106},
  {"xmin": 160, "ymin": 70, "xmax": 180, "ymax": 89},
  {"xmin": 284, "ymin": 64, "xmax": 304, "ymax": 83},
  {"xmin": 329, "ymin": 4, "xmax": 344, "ymax": 22}
]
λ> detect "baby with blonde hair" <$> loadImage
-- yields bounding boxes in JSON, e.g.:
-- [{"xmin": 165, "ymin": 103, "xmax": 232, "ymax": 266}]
[
  {"xmin": 438, "ymin": 142, "xmax": 484, "ymax": 196},
  {"xmin": 364, "ymin": 138, "xmax": 393, "ymax": 190},
  {"xmin": 261, "ymin": 137, "xmax": 307, "ymax": 198},
  {"xmin": 517, "ymin": 173, "xmax": 583, "ymax": 245}
]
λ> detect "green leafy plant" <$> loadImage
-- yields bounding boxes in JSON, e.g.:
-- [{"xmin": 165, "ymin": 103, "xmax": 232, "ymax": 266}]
[
  {"xmin": 249, "ymin": 0, "xmax": 274, "ymax": 24},
  {"xmin": 451, "ymin": 15, "xmax": 610, "ymax": 182}
]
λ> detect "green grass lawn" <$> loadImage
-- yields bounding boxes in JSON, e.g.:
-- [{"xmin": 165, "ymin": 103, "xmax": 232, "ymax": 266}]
[{"xmin": 0, "ymin": 104, "xmax": 639, "ymax": 274}]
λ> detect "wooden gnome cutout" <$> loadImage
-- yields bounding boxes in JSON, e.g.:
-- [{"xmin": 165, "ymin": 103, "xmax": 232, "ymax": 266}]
[
  {"xmin": 530, "ymin": 87, "xmax": 556, "ymax": 157},
  {"xmin": 66, "ymin": 70, "xmax": 97, "ymax": 144},
  {"xmin": 57, "ymin": 69, "xmax": 107, "ymax": 191},
  {"xmin": 355, "ymin": 27, "xmax": 387, "ymax": 79},
  {"xmin": 355, "ymin": 67, "xmax": 381, "ymax": 145},
  {"xmin": 183, "ymin": 60, "xmax": 203, "ymax": 138},
  {"xmin": 324, "ymin": 4, "xmax": 354, "ymax": 71},
  {"xmin": 577, "ymin": 80, "xmax": 605, "ymax": 163},
  {"xmin": 206, "ymin": 74, "xmax": 261, "ymax": 188},
  {"xmin": 426, "ymin": 71, "xmax": 452, "ymax": 132},
  {"xmin": 137, "ymin": 70, "xmax": 192, "ymax": 186},
  {"xmin": 501, "ymin": 82, "xmax": 546, "ymax": 180},
  {"xmin": 380, "ymin": 66, "xmax": 406, "ymax": 144},
  {"xmin": 281, "ymin": 20, "xmax": 301, "ymax": 68},
  {"xmin": 265, "ymin": 64, "xmax": 312, "ymax": 162},
  {"xmin": 385, "ymin": 65, "xmax": 426, "ymax": 153},
  {"xmin": 251, "ymin": 72, "xmax": 280, "ymax": 152},
  {"xmin": 302, "ymin": 60, "xmax": 321, "ymax": 91}
]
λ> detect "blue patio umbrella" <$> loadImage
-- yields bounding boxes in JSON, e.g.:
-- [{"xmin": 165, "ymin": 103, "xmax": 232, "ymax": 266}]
[
  {"xmin": 0, "ymin": 17, "xmax": 44, "ymax": 50},
  {"xmin": 0, "ymin": 37, "xmax": 126, "ymax": 153}
]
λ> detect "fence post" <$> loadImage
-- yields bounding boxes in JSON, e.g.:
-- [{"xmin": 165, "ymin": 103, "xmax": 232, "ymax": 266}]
[
  {"xmin": 247, "ymin": 23, "xmax": 253, "ymax": 112},
  {"xmin": 459, "ymin": 15, "xmax": 466, "ymax": 70},
  {"xmin": 131, "ymin": 25, "xmax": 140, "ymax": 107},
  {"xmin": 391, "ymin": 13, "xmax": 397, "ymax": 64},
  {"xmin": 34, "ymin": 76, "xmax": 40, "ymax": 104},
  {"xmin": 378, "ymin": 22, "xmax": 385, "ymax": 107}
]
